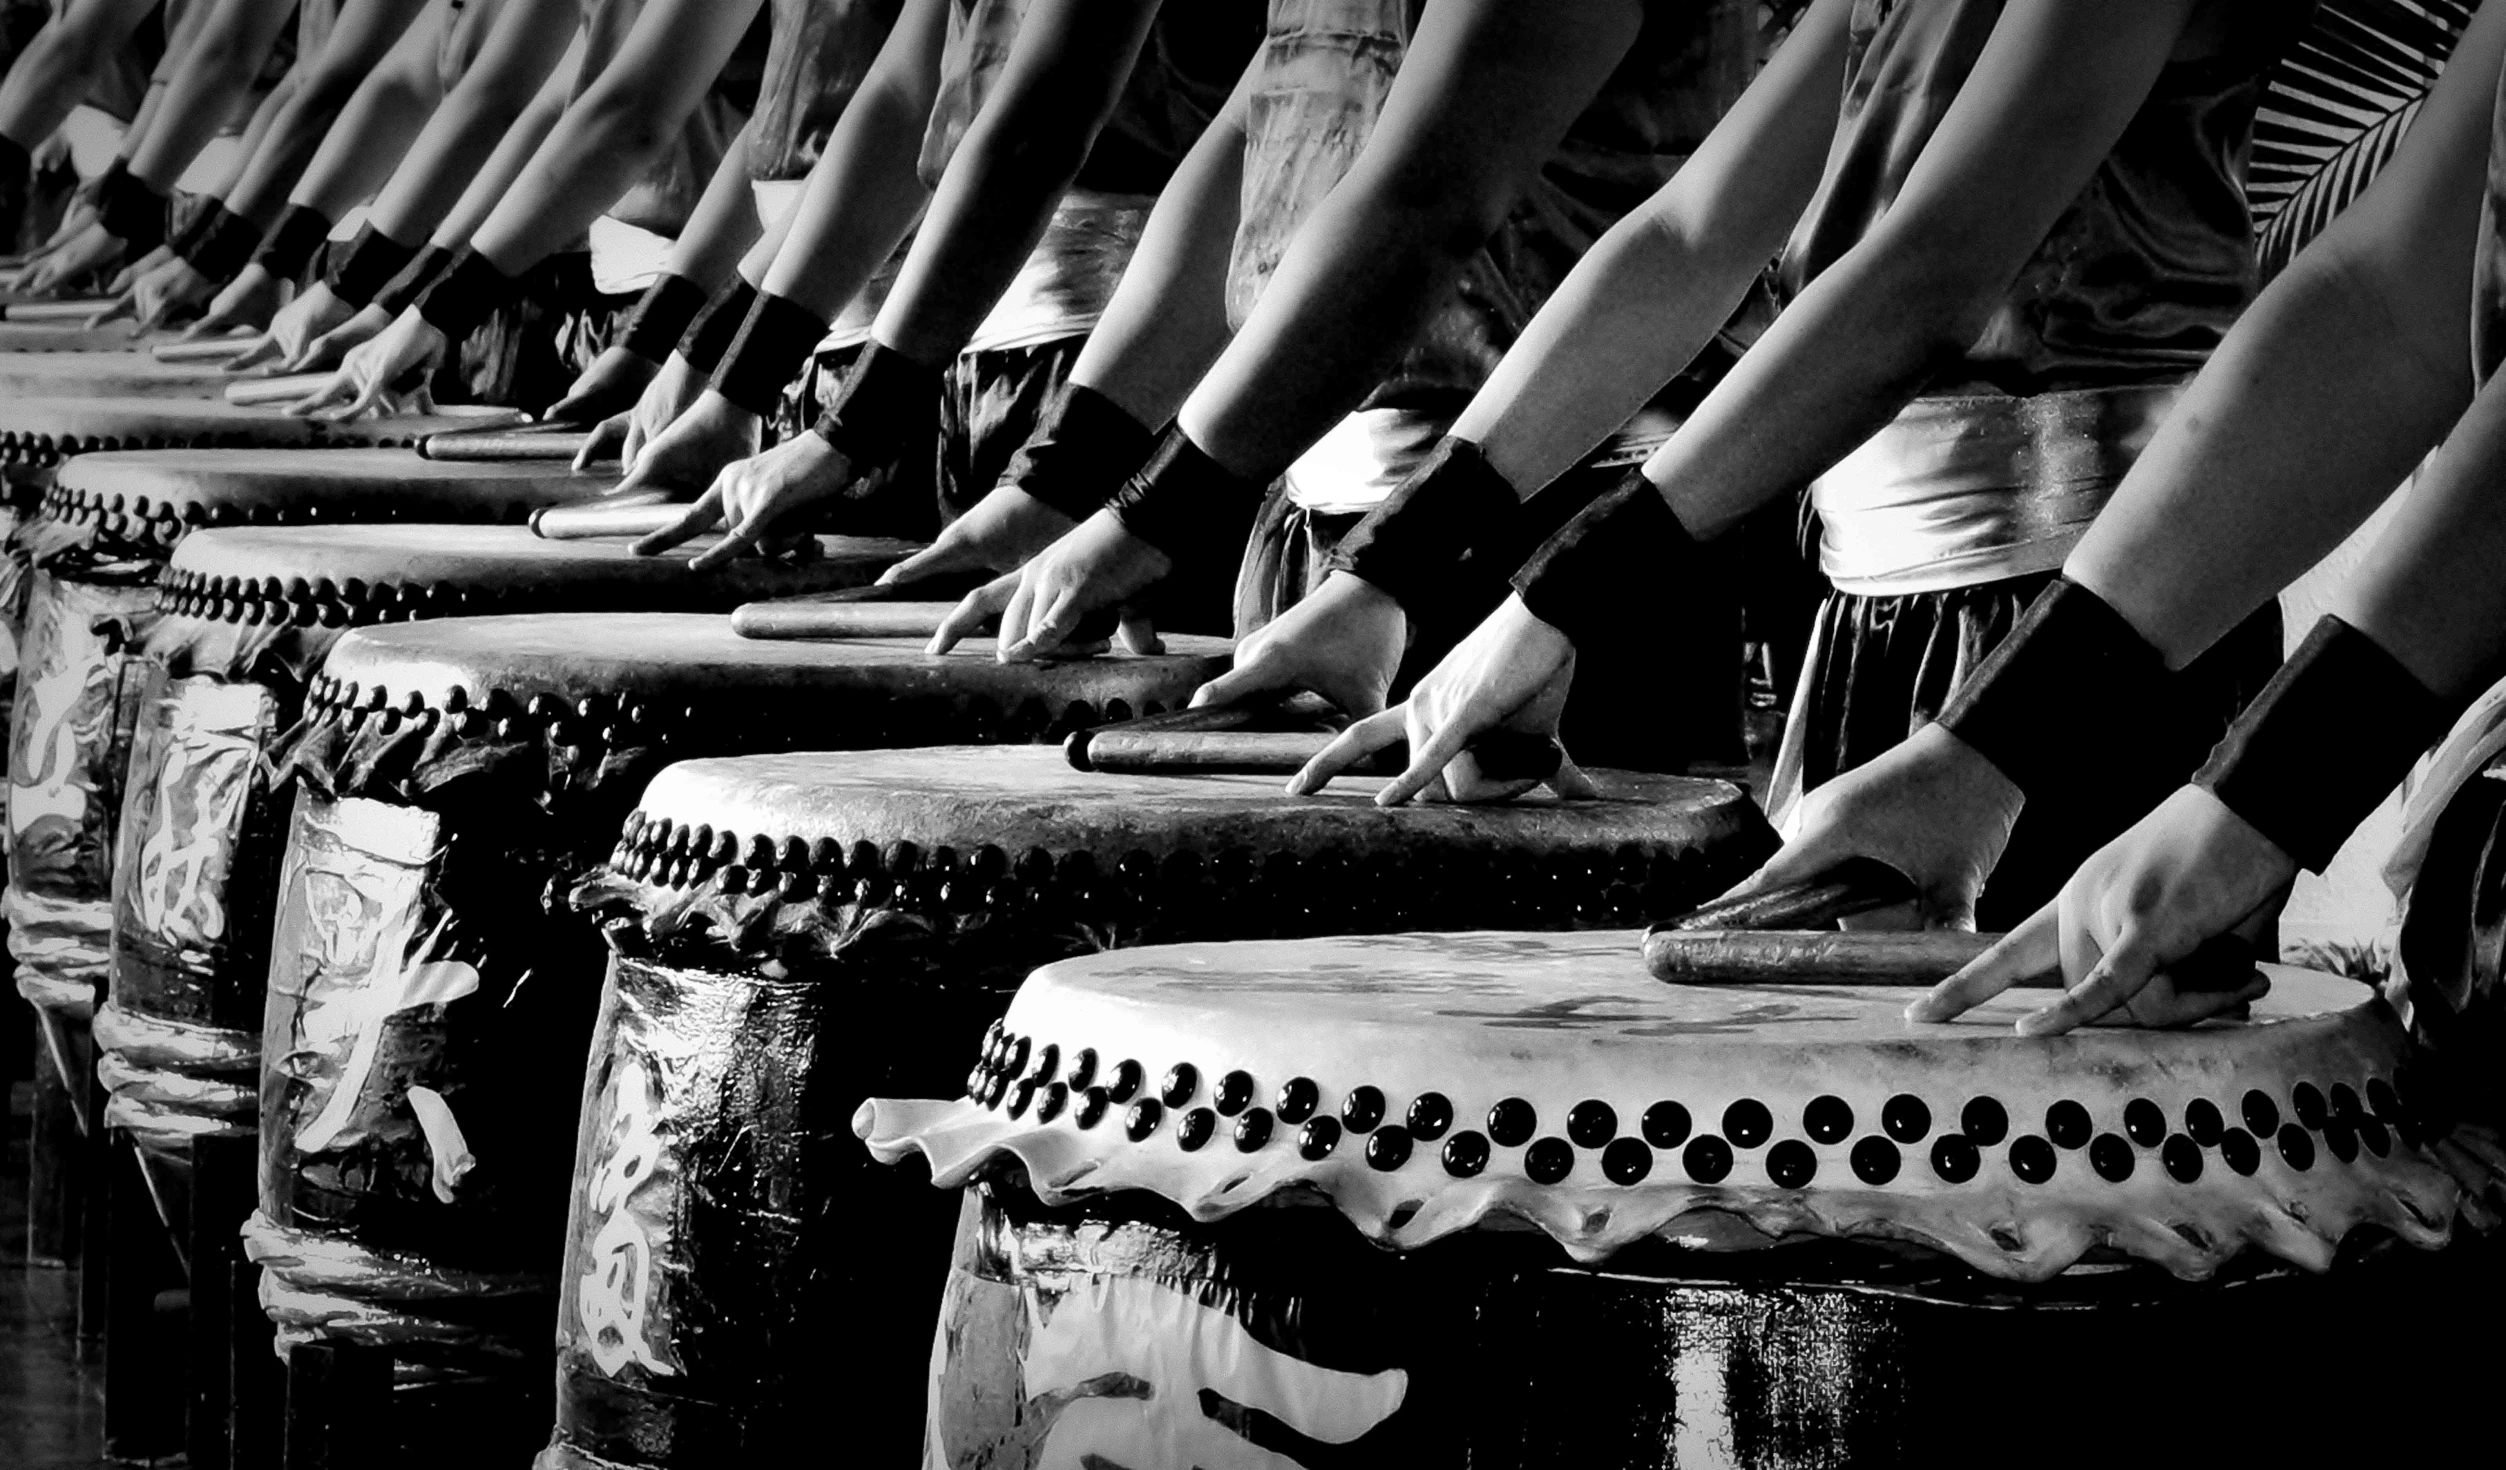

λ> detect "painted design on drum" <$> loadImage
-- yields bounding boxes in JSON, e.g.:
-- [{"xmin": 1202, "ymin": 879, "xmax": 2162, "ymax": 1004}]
[
  {"xmin": 261, "ymin": 796, "xmax": 479, "ymax": 1199},
  {"xmin": 7, "ymin": 571, "xmax": 152, "ymax": 900},
  {"xmin": 113, "ymin": 673, "xmax": 278, "ymax": 977},
  {"xmin": 565, "ymin": 1030, "xmax": 680, "ymax": 1380}
]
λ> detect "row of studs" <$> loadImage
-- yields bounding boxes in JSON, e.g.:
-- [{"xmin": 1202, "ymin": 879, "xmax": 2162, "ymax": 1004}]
[
  {"xmin": 156, "ymin": 567, "xmax": 554, "ymax": 628},
  {"xmin": 2, "ymin": 428, "xmax": 432, "ymax": 470},
  {"xmin": 967, "ymin": 1025, "xmax": 2425, "ymax": 1191}
]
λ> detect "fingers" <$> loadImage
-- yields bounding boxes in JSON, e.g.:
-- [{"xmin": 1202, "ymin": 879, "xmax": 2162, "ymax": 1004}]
[
  {"xmin": 87, "ymin": 291, "xmax": 136, "ymax": 327},
  {"xmin": 1114, "ymin": 610, "xmax": 1162, "ymax": 657},
  {"xmin": 1906, "ymin": 901, "xmax": 2059, "ymax": 1023},
  {"xmin": 994, "ymin": 576, "xmax": 1042, "ymax": 662},
  {"xmin": 2107, "ymin": 971, "xmax": 2271, "ymax": 1029},
  {"xmin": 1714, "ymin": 829, "xmax": 1855, "ymax": 907},
  {"xmin": 1375, "ymin": 704, "xmax": 1486, "ymax": 808},
  {"xmin": 285, "ymin": 370, "xmax": 356, "ymax": 417},
  {"xmin": 630, "ymin": 486, "xmax": 726, "ymax": 557},
  {"xmin": 2016, "ymin": 925, "xmax": 2162, "ymax": 1038},
  {"xmin": 575, "ymin": 413, "xmax": 628, "ymax": 471},
  {"xmin": 1001, "ymin": 585, "xmax": 1086, "ymax": 663},
  {"xmin": 872, "ymin": 538, "xmax": 976, "ymax": 589},
  {"xmin": 1289, "ymin": 707, "xmax": 1408, "ymax": 797},
  {"xmin": 929, "ymin": 574, "xmax": 1017, "ymax": 655},
  {"xmin": 317, "ymin": 372, "xmax": 392, "ymax": 423},
  {"xmin": 686, "ymin": 504, "xmax": 766, "ymax": 571},
  {"xmin": 1545, "ymin": 752, "xmax": 1602, "ymax": 802},
  {"xmin": 1190, "ymin": 659, "xmax": 1292, "ymax": 710}
]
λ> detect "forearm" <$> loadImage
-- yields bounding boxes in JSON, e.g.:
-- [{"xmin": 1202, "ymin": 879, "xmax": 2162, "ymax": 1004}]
[
  {"xmin": 755, "ymin": 70, "xmax": 940, "ymax": 320},
  {"xmin": 659, "ymin": 120, "xmax": 764, "ymax": 291},
  {"xmin": 427, "ymin": 56, "xmax": 571, "ymax": 248},
  {"xmin": 281, "ymin": 44, "xmax": 442, "ymax": 221},
  {"xmin": 0, "ymin": 0, "xmax": 161, "ymax": 149},
  {"xmin": 2340, "ymin": 375, "xmax": 2506, "ymax": 701},
  {"xmin": 868, "ymin": 0, "xmax": 1161, "ymax": 362},
  {"xmin": 219, "ymin": 0, "xmax": 430, "ymax": 224},
  {"xmin": 362, "ymin": 0, "xmax": 577, "ymax": 243},
  {"xmin": 126, "ymin": 0, "xmax": 297, "ymax": 191}
]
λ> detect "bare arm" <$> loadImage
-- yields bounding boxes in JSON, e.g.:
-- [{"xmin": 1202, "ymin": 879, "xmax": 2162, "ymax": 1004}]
[
  {"xmin": 274, "ymin": 0, "xmax": 454, "ymax": 221},
  {"xmin": 1176, "ymin": 0, "xmax": 1647, "ymax": 479},
  {"xmin": 361, "ymin": 0, "xmax": 578, "ymax": 244},
  {"xmin": 869, "ymin": 0, "xmax": 1165, "ymax": 363},
  {"xmin": 0, "ymin": 0, "xmax": 163, "ymax": 151},
  {"xmin": 124, "ymin": 0, "xmax": 298, "ymax": 192},
  {"xmin": 424, "ymin": 37, "xmax": 577, "ymax": 249},
  {"xmin": 1644, "ymin": 0, "xmax": 2207, "ymax": 539},
  {"xmin": 659, "ymin": 117, "xmax": 766, "ymax": 291},
  {"xmin": 214, "ymin": 0, "xmax": 431, "ymax": 225}
]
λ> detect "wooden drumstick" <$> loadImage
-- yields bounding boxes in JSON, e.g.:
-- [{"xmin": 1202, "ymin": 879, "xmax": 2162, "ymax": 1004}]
[
  {"xmin": 420, "ymin": 427, "xmax": 590, "ymax": 462},
  {"xmin": 2, "ymin": 299, "xmax": 114, "ymax": 322},
  {"xmin": 729, "ymin": 598, "xmax": 960, "ymax": 640},
  {"xmin": 1084, "ymin": 726, "xmax": 1566, "ymax": 782},
  {"xmin": 224, "ymin": 373, "xmax": 331, "ymax": 406},
  {"xmin": 152, "ymin": 338, "xmax": 253, "ymax": 363},
  {"xmin": 530, "ymin": 501, "xmax": 685, "ymax": 539},
  {"xmin": 1645, "ymin": 924, "xmax": 2261, "ymax": 990},
  {"xmin": 1065, "ymin": 695, "xmax": 1341, "ymax": 770}
]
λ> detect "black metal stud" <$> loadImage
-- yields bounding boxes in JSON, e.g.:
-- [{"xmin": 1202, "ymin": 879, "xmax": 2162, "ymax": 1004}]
[
  {"xmin": 1340, "ymin": 1086, "xmax": 1386, "ymax": 1133},
  {"xmin": 1962, "ymin": 1097, "xmax": 2009, "ymax": 1147},
  {"xmin": 2292, "ymin": 1083, "xmax": 2328, "ymax": 1130},
  {"xmin": 2124, "ymin": 1099, "xmax": 2166, "ymax": 1147},
  {"xmin": 2276, "ymin": 1125, "xmax": 2314, "ymax": 1171},
  {"xmin": 1177, "ymin": 1108, "xmax": 1216, "ymax": 1152},
  {"xmin": 1803, "ymin": 1095, "xmax": 1854, "ymax": 1145},
  {"xmin": 1601, "ymin": 1138, "xmax": 1652, "ymax": 1185},
  {"xmin": 2162, "ymin": 1136, "xmax": 2202, "ymax": 1183},
  {"xmin": 1006, "ymin": 1080, "xmax": 1036, "ymax": 1119},
  {"xmin": 1642, "ymin": 1101, "xmax": 1691, "ymax": 1150},
  {"xmin": 2366, "ymin": 1078, "xmax": 2400, "ymax": 1122},
  {"xmin": 1930, "ymin": 1135, "xmax": 1980, "ymax": 1184},
  {"xmin": 1298, "ymin": 1116, "xmax": 1342, "ymax": 1161},
  {"xmin": 1766, "ymin": 1140, "xmax": 1817, "ymax": 1188},
  {"xmin": 1161, "ymin": 1064, "xmax": 1199, "ymax": 1108},
  {"xmin": 1277, "ymin": 1077, "xmax": 1320, "ymax": 1124},
  {"xmin": 2184, "ymin": 1098, "xmax": 2224, "ymax": 1147},
  {"xmin": 1030, "ymin": 1044, "xmax": 1060, "ymax": 1084},
  {"xmin": 1567, "ymin": 1100, "xmax": 1618, "ymax": 1149},
  {"xmin": 2219, "ymin": 1127, "xmax": 2260, "ymax": 1176},
  {"xmin": 1850, "ymin": 1137, "xmax": 1900, "ymax": 1185},
  {"xmin": 2359, "ymin": 1118, "xmax": 2391, "ymax": 1157},
  {"xmin": 1406, "ymin": 1093, "xmax": 1453, "ymax": 1140},
  {"xmin": 1108, "ymin": 1060, "xmax": 1144, "ymax": 1104},
  {"xmin": 1442, "ymin": 1131, "xmax": 1490, "ymax": 1178},
  {"xmin": 1364, "ymin": 1127, "xmax": 1413, "ymax": 1171},
  {"xmin": 1683, "ymin": 1135, "xmax": 1732, "ymax": 1184},
  {"xmin": 2328, "ymin": 1083, "xmax": 2364, "ymax": 1122},
  {"xmin": 2324, "ymin": 1121, "xmax": 2359, "ymax": 1163},
  {"xmin": 2088, "ymin": 1134, "xmax": 2134, "ymax": 1182},
  {"xmin": 1067, "ymin": 1048, "xmax": 1098, "ymax": 1092},
  {"xmin": 1234, "ymin": 1108, "xmax": 1273, "ymax": 1152},
  {"xmin": 1881, "ymin": 1095, "xmax": 1930, "ymax": 1145},
  {"xmin": 1524, "ymin": 1138, "xmax": 1574, "ymax": 1184},
  {"xmin": 1214, "ymin": 1070, "xmax": 1255, "ymax": 1116},
  {"xmin": 1487, "ymin": 1097, "xmax": 1537, "ymax": 1148},
  {"xmin": 2243, "ymin": 1089, "xmax": 2280, "ymax": 1137},
  {"xmin": 1005, "ymin": 1035, "xmax": 1032, "ymax": 1079},
  {"xmin": 1722, "ymin": 1099, "xmax": 1772, "ymax": 1149},
  {"xmin": 1035, "ymin": 1083, "xmax": 1069, "ymax": 1124},
  {"xmin": 2045, "ymin": 1101, "xmax": 2092, "ymax": 1150},
  {"xmin": 2009, "ymin": 1136, "xmax": 2057, "ymax": 1184},
  {"xmin": 1125, "ymin": 1100, "xmax": 1163, "ymax": 1141}
]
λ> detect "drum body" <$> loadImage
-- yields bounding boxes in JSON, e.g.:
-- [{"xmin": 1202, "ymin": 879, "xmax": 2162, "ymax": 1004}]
[
  {"xmin": 542, "ymin": 751, "xmax": 1772, "ymax": 1469},
  {"xmin": 238, "ymin": 618, "xmax": 1227, "ymax": 1375}
]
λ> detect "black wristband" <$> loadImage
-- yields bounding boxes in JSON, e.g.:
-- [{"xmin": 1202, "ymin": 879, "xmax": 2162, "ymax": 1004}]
[
  {"xmin": 95, "ymin": 162, "xmax": 168, "ymax": 252},
  {"xmin": 1103, "ymin": 426, "xmax": 1271, "ymax": 583},
  {"xmin": 1510, "ymin": 467, "xmax": 1691, "ymax": 645},
  {"xmin": 179, "ymin": 203, "xmax": 263, "ymax": 282},
  {"xmin": 1936, "ymin": 578, "xmax": 2172, "ymax": 800},
  {"xmin": 1328, "ymin": 436, "xmax": 1523, "ymax": 617},
  {"xmin": 1004, "ymin": 383, "xmax": 1160, "ymax": 521},
  {"xmin": 413, "ymin": 246, "xmax": 521, "ymax": 342},
  {"xmin": 251, "ymin": 203, "xmax": 333, "ymax": 282},
  {"xmin": 811, "ymin": 341, "xmax": 942, "ymax": 470},
  {"xmin": 326, "ymin": 223, "xmax": 420, "ymax": 307},
  {"xmin": 2194, "ymin": 616, "xmax": 2454, "ymax": 873},
  {"xmin": 709, "ymin": 290, "xmax": 829, "ymax": 418},
  {"xmin": 679, "ymin": 278, "xmax": 758, "ymax": 374},
  {"xmin": 617, "ymin": 273, "xmax": 710, "ymax": 365},
  {"xmin": 374, "ymin": 243, "xmax": 458, "ymax": 317}
]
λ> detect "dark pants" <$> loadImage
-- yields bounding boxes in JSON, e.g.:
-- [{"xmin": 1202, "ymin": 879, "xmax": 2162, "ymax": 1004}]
[{"xmin": 453, "ymin": 252, "xmax": 635, "ymax": 414}]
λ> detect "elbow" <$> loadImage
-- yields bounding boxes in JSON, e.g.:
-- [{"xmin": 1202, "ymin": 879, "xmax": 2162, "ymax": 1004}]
[{"xmin": 568, "ymin": 87, "xmax": 678, "ymax": 166}]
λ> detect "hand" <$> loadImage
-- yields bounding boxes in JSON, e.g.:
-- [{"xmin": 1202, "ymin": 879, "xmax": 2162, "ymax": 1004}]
[
  {"xmin": 634, "ymin": 427, "xmax": 839, "ymax": 568},
  {"xmin": 1908, "ymin": 784, "xmax": 2288, "ymax": 1034},
  {"xmin": 1719, "ymin": 723, "xmax": 2024, "ymax": 933},
  {"xmin": 579, "ymin": 353, "xmax": 706, "ymax": 471},
  {"xmin": 929, "ymin": 510, "xmax": 1170, "ymax": 661},
  {"xmin": 543, "ymin": 344, "xmax": 658, "ymax": 428},
  {"xmin": 1191, "ymin": 571, "xmax": 1407, "ymax": 718},
  {"xmin": 288, "ymin": 307, "xmax": 444, "ymax": 420},
  {"xmin": 104, "ymin": 242, "xmax": 171, "ymax": 295},
  {"xmin": 227, "ymin": 281, "xmax": 351, "ymax": 371},
  {"xmin": 121, "ymin": 255, "xmax": 216, "ymax": 331},
  {"xmin": 872, "ymin": 486, "xmax": 1075, "ymax": 590},
  {"xmin": 283, "ymin": 299, "xmax": 388, "ymax": 375},
  {"xmin": 613, "ymin": 389, "xmax": 760, "ymax": 503},
  {"xmin": 185, "ymin": 262, "xmax": 288, "ymax": 339},
  {"xmin": 1291, "ymin": 593, "xmax": 1597, "ymax": 805},
  {"xmin": 13, "ymin": 220, "xmax": 123, "ymax": 296}
]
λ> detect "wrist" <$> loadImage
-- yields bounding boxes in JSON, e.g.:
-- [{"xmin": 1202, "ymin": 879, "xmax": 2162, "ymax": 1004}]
[
  {"xmin": 2193, "ymin": 616, "xmax": 2455, "ymax": 873},
  {"xmin": 1103, "ymin": 426, "xmax": 1270, "ymax": 583},
  {"xmin": 177, "ymin": 203, "xmax": 262, "ymax": 282},
  {"xmin": 678, "ymin": 278, "xmax": 758, "ymax": 376},
  {"xmin": 413, "ymin": 246, "xmax": 521, "ymax": 342},
  {"xmin": 709, "ymin": 290, "xmax": 829, "ymax": 418},
  {"xmin": 1509, "ymin": 468, "xmax": 1690, "ymax": 647},
  {"xmin": 811, "ymin": 340, "xmax": 941, "ymax": 470},
  {"xmin": 1936, "ymin": 578, "xmax": 2170, "ymax": 801},
  {"xmin": 94, "ymin": 161, "xmax": 167, "ymax": 251},
  {"xmin": 250, "ymin": 203, "xmax": 333, "ymax": 282},
  {"xmin": 326, "ymin": 223, "xmax": 420, "ymax": 308},
  {"xmin": 1003, "ymin": 382, "xmax": 1161, "ymax": 521},
  {"xmin": 617, "ymin": 273, "xmax": 710, "ymax": 365},
  {"xmin": 370, "ymin": 242, "xmax": 457, "ymax": 317},
  {"xmin": 1328, "ymin": 435, "xmax": 1521, "ymax": 619}
]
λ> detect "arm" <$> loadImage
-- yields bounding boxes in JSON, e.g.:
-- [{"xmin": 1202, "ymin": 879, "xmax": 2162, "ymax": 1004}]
[
  {"xmin": 274, "ymin": 0, "xmax": 455, "ymax": 223},
  {"xmin": 212, "ymin": 0, "xmax": 432, "ymax": 227},
  {"xmin": 869, "ymin": 0, "xmax": 1166, "ymax": 364},
  {"xmin": 0, "ymin": 0, "xmax": 164, "ymax": 151},
  {"xmin": 358, "ymin": 0, "xmax": 577, "ymax": 243},
  {"xmin": 122, "ymin": 0, "xmax": 298, "ymax": 193}
]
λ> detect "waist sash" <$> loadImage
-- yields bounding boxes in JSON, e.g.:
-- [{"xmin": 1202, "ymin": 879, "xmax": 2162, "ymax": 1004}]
[{"xmin": 1812, "ymin": 382, "xmax": 2185, "ymax": 597}]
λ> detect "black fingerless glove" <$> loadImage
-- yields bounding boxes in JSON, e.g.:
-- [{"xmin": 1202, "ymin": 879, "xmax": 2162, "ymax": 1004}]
[
  {"xmin": 93, "ymin": 160, "xmax": 168, "ymax": 252},
  {"xmin": 1510, "ymin": 467, "xmax": 1691, "ymax": 646},
  {"xmin": 811, "ymin": 341, "xmax": 941, "ymax": 470},
  {"xmin": 710, "ymin": 290, "xmax": 829, "ymax": 418},
  {"xmin": 1104, "ymin": 426, "xmax": 1271, "ymax": 586},
  {"xmin": 678, "ymin": 278, "xmax": 759, "ymax": 375},
  {"xmin": 616, "ymin": 273, "xmax": 710, "ymax": 365},
  {"xmin": 176, "ymin": 203, "xmax": 263, "ymax": 282},
  {"xmin": 326, "ymin": 222, "xmax": 421, "ymax": 308},
  {"xmin": 1002, "ymin": 382, "xmax": 1160, "ymax": 521},
  {"xmin": 2194, "ymin": 616, "xmax": 2456, "ymax": 873},
  {"xmin": 413, "ymin": 246, "xmax": 522, "ymax": 342},
  {"xmin": 371, "ymin": 242, "xmax": 458, "ymax": 317},
  {"xmin": 1936, "ymin": 578, "xmax": 2174, "ymax": 799},
  {"xmin": 1328, "ymin": 435, "xmax": 1524, "ymax": 619},
  {"xmin": 250, "ymin": 204, "xmax": 333, "ymax": 283}
]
